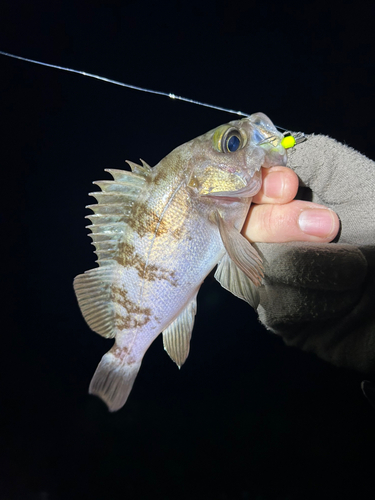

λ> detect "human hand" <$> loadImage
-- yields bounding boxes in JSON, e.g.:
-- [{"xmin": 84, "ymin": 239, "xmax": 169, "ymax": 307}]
[
  {"xmin": 242, "ymin": 166, "xmax": 340, "ymax": 243},
  {"xmin": 242, "ymin": 136, "xmax": 375, "ymax": 373}
]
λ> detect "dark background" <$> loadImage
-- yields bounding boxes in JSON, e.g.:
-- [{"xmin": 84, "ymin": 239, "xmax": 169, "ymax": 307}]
[{"xmin": 0, "ymin": 1, "xmax": 374, "ymax": 499}]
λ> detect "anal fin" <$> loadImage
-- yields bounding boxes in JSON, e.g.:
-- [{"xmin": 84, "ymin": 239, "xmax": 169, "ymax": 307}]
[{"xmin": 162, "ymin": 293, "xmax": 198, "ymax": 368}]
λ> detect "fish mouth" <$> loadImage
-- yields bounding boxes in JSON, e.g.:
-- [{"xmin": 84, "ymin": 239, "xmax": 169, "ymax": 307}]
[
  {"xmin": 203, "ymin": 194, "xmax": 243, "ymax": 203},
  {"xmin": 202, "ymin": 169, "xmax": 262, "ymax": 200}
]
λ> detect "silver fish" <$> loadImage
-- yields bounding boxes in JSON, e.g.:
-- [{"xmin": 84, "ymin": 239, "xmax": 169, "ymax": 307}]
[{"xmin": 73, "ymin": 112, "xmax": 287, "ymax": 411}]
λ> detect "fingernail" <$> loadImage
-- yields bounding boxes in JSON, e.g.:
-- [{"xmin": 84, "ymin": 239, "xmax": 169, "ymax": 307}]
[
  {"xmin": 263, "ymin": 171, "xmax": 285, "ymax": 199},
  {"xmin": 298, "ymin": 209, "xmax": 336, "ymax": 237}
]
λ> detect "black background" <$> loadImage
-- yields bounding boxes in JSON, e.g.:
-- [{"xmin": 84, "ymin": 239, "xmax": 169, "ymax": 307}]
[{"xmin": 1, "ymin": 1, "xmax": 375, "ymax": 499}]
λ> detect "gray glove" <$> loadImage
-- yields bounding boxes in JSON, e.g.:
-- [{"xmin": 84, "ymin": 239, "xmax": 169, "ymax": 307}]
[{"xmin": 255, "ymin": 135, "xmax": 375, "ymax": 372}]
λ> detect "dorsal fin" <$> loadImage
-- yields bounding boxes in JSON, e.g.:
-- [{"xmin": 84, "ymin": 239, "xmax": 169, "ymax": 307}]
[
  {"xmin": 73, "ymin": 263, "xmax": 118, "ymax": 338},
  {"xmin": 85, "ymin": 163, "xmax": 151, "ymax": 266},
  {"xmin": 126, "ymin": 158, "xmax": 152, "ymax": 175}
]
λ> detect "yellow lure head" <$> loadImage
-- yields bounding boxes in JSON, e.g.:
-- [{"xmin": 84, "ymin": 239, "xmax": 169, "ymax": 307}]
[{"xmin": 281, "ymin": 135, "xmax": 296, "ymax": 149}]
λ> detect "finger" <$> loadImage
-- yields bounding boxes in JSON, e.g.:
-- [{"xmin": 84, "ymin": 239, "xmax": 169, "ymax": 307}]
[
  {"xmin": 252, "ymin": 166, "xmax": 299, "ymax": 205},
  {"xmin": 243, "ymin": 200, "xmax": 340, "ymax": 243}
]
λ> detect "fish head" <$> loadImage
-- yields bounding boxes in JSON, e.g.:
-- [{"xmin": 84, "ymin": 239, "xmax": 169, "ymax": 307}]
[{"xmin": 184, "ymin": 112, "xmax": 287, "ymax": 200}]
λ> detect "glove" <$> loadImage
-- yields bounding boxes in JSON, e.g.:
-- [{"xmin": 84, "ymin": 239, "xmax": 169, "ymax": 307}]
[{"xmin": 255, "ymin": 135, "xmax": 375, "ymax": 373}]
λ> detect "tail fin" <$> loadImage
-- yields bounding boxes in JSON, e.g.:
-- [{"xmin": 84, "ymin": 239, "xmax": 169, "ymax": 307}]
[{"xmin": 89, "ymin": 349, "xmax": 141, "ymax": 412}]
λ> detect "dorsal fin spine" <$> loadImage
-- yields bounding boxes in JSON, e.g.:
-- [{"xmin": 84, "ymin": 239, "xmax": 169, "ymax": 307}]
[{"xmin": 84, "ymin": 162, "xmax": 151, "ymax": 266}]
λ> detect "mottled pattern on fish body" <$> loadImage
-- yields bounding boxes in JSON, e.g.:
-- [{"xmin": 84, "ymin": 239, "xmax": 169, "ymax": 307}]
[{"xmin": 74, "ymin": 112, "xmax": 287, "ymax": 411}]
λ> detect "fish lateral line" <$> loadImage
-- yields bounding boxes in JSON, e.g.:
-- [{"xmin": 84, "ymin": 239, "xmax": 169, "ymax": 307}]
[{"xmin": 0, "ymin": 50, "xmax": 306, "ymax": 147}]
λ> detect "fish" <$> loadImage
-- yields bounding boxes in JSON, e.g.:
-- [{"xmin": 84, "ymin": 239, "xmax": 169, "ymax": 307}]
[
  {"xmin": 0, "ymin": 51, "xmax": 294, "ymax": 412},
  {"xmin": 73, "ymin": 112, "xmax": 287, "ymax": 411}
]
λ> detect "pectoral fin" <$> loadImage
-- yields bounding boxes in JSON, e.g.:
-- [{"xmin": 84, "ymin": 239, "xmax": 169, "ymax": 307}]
[
  {"xmin": 215, "ymin": 211, "xmax": 263, "ymax": 286},
  {"xmin": 215, "ymin": 253, "xmax": 260, "ymax": 308},
  {"xmin": 162, "ymin": 294, "xmax": 198, "ymax": 368}
]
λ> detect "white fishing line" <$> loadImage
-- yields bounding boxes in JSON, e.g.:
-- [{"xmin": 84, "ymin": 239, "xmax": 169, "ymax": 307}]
[
  {"xmin": 0, "ymin": 50, "xmax": 248, "ymax": 117},
  {"xmin": 0, "ymin": 50, "xmax": 297, "ymax": 136}
]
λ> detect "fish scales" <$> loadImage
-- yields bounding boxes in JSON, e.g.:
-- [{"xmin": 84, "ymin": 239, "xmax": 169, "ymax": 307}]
[{"xmin": 74, "ymin": 112, "xmax": 287, "ymax": 411}]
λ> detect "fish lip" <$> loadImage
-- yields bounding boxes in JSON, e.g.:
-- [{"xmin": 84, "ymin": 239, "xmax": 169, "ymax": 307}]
[
  {"xmin": 202, "ymin": 194, "xmax": 244, "ymax": 203},
  {"xmin": 201, "ymin": 169, "xmax": 262, "ymax": 199}
]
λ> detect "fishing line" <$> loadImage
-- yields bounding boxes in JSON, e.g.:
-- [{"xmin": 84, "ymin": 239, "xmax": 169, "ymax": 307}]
[
  {"xmin": 0, "ymin": 50, "xmax": 305, "ymax": 146},
  {"xmin": 0, "ymin": 50, "xmax": 248, "ymax": 117}
]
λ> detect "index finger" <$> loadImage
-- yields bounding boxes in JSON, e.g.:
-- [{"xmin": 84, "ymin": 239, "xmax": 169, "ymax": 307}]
[{"xmin": 253, "ymin": 166, "xmax": 299, "ymax": 205}]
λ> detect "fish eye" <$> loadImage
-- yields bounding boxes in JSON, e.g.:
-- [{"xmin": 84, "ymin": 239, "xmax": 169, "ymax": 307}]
[
  {"xmin": 212, "ymin": 125, "xmax": 246, "ymax": 153},
  {"xmin": 226, "ymin": 134, "xmax": 240, "ymax": 152},
  {"xmin": 221, "ymin": 128, "xmax": 243, "ymax": 153}
]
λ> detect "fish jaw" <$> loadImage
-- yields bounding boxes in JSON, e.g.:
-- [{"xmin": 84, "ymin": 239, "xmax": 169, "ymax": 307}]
[
  {"xmin": 184, "ymin": 114, "xmax": 285, "ymax": 201},
  {"xmin": 201, "ymin": 168, "xmax": 262, "ymax": 200}
]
